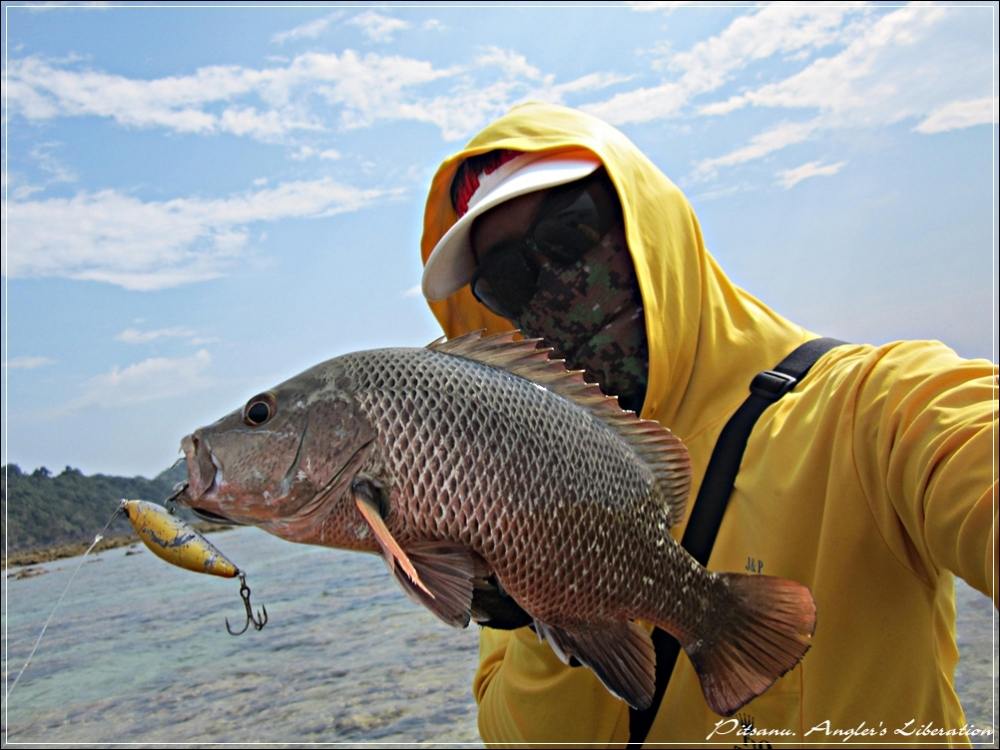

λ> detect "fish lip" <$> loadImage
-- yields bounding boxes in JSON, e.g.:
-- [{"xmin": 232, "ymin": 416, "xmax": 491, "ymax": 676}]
[
  {"xmin": 181, "ymin": 433, "xmax": 221, "ymax": 501},
  {"xmin": 189, "ymin": 505, "xmax": 244, "ymax": 526},
  {"xmin": 174, "ymin": 481, "xmax": 247, "ymax": 527},
  {"xmin": 173, "ymin": 445, "xmax": 245, "ymax": 526}
]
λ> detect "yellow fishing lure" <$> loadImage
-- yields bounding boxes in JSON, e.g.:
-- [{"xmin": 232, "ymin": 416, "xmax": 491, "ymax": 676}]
[
  {"xmin": 120, "ymin": 499, "xmax": 266, "ymax": 634},
  {"xmin": 120, "ymin": 499, "xmax": 239, "ymax": 577}
]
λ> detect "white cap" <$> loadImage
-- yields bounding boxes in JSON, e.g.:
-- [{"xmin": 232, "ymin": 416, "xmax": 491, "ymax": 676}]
[{"xmin": 422, "ymin": 151, "xmax": 602, "ymax": 301}]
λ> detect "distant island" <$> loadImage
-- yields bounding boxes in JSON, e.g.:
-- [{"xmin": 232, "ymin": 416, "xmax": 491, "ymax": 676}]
[{"xmin": 2, "ymin": 461, "xmax": 229, "ymax": 567}]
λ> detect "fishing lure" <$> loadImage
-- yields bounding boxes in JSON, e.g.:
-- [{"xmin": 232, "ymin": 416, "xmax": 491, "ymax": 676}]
[{"xmin": 120, "ymin": 499, "xmax": 267, "ymax": 634}]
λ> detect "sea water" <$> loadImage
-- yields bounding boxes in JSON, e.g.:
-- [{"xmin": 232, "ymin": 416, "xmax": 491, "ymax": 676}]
[
  {"xmin": 3, "ymin": 526, "xmax": 481, "ymax": 745},
  {"xmin": 2, "ymin": 526, "xmax": 997, "ymax": 746}
]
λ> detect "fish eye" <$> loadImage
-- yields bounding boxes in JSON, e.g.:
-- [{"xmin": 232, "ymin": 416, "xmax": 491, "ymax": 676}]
[{"xmin": 243, "ymin": 392, "xmax": 276, "ymax": 427}]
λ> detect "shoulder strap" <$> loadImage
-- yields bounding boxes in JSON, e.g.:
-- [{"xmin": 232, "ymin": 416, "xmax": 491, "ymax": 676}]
[{"xmin": 627, "ymin": 337, "xmax": 846, "ymax": 748}]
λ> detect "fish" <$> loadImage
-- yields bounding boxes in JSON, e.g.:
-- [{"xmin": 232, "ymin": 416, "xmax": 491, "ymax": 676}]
[
  {"xmin": 172, "ymin": 330, "xmax": 816, "ymax": 716},
  {"xmin": 120, "ymin": 499, "xmax": 239, "ymax": 578}
]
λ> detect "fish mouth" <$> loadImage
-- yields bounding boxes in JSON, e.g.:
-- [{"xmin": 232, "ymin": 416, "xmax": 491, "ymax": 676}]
[
  {"xmin": 176, "ymin": 434, "xmax": 245, "ymax": 526},
  {"xmin": 168, "ymin": 481, "xmax": 246, "ymax": 526},
  {"xmin": 180, "ymin": 433, "xmax": 219, "ymax": 500},
  {"xmin": 189, "ymin": 504, "xmax": 242, "ymax": 526}
]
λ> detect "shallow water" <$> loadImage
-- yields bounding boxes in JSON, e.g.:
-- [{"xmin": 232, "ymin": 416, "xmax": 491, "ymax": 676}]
[
  {"xmin": 2, "ymin": 526, "xmax": 996, "ymax": 746},
  {"xmin": 3, "ymin": 527, "xmax": 481, "ymax": 746}
]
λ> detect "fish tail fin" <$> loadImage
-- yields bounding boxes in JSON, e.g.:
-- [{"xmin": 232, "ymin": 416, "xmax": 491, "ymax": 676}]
[{"xmin": 680, "ymin": 573, "xmax": 816, "ymax": 717}]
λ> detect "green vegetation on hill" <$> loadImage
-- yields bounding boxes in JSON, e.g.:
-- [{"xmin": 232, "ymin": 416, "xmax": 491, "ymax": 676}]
[{"xmin": 2, "ymin": 462, "xmax": 188, "ymax": 552}]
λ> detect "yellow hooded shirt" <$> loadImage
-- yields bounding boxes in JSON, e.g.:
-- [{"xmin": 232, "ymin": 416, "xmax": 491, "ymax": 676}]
[{"xmin": 419, "ymin": 102, "xmax": 997, "ymax": 747}]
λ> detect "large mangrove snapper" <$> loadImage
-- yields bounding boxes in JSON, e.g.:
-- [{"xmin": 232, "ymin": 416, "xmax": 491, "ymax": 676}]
[{"xmin": 174, "ymin": 331, "xmax": 816, "ymax": 715}]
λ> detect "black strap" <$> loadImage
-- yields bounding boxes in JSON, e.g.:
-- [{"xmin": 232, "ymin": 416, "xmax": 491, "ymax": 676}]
[{"xmin": 627, "ymin": 337, "xmax": 845, "ymax": 748}]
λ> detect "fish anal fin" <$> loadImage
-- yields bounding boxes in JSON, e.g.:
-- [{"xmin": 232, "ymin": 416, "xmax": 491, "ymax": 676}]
[
  {"xmin": 682, "ymin": 573, "xmax": 816, "ymax": 716},
  {"xmin": 351, "ymin": 478, "xmax": 433, "ymax": 599},
  {"xmin": 534, "ymin": 619, "xmax": 656, "ymax": 710},
  {"xmin": 398, "ymin": 542, "xmax": 491, "ymax": 628}
]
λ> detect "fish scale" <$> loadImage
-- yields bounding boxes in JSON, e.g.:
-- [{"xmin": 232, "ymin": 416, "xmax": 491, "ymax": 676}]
[
  {"xmin": 342, "ymin": 345, "xmax": 665, "ymax": 622},
  {"xmin": 177, "ymin": 330, "xmax": 816, "ymax": 716}
]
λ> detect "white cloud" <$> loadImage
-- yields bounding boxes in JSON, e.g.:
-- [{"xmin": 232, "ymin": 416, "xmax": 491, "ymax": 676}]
[
  {"xmin": 4, "ymin": 356, "xmax": 56, "ymax": 370},
  {"xmin": 589, "ymin": 1, "xmax": 991, "ymax": 188},
  {"xmin": 586, "ymin": 3, "xmax": 867, "ymax": 125},
  {"xmin": 357, "ymin": 61, "xmax": 625, "ymax": 140},
  {"xmin": 348, "ymin": 11, "xmax": 410, "ymax": 43},
  {"xmin": 697, "ymin": 96, "xmax": 746, "ymax": 117},
  {"xmin": 776, "ymin": 159, "xmax": 847, "ymax": 189},
  {"xmin": 664, "ymin": 2, "xmax": 862, "ymax": 82},
  {"xmin": 305, "ymin": 50, "xmax": 458, "ymax": 131},
  {"xmin": 14, "ymin": 186, "xmax": 44, "ymax": 200},
  {"xmin": 30, "ymin": 142, "xmax": 77, "ymax": 184},
  {"xmin": 3, "ymin": 178, "xmax": 395, "ymax": 291},
  {"xmin": 2, "ymin": 145, "xmax": 75, "ymax": 201},
  {"xmin": 3, "ymin": 48, "xmax": 463, "ymax": 139},
  {"xmin": 686, "ymin": 5, "xmax": 991, "ymax": 178},
  {"xmin": 583, "ymin": 81, "xmax": 690, "ymax": 124},
  {"xmin": 393, "ymin": 51, "xmax": 632, "ymax": 141},
  {"xmin": 115, "ymin": 326, "xmax": 198, "ymax": 344},
  {"xmin": 391, "ymin": 80, "xmax": 525, "ymax": 142},
  {"xmin": 218, "ymin": 106, "xmax": 321, "ymax": 139},
  {"xmin": 538, "ymin": 72, "xmax": 634, "ymax": 100},
  {"xmin": 704, "ymin": 4, "xmax": 949, "ymax": 120},
  {"xmin": 401, "ymin": 284, "xmax": 422, "ymax": 298},
  {"xmin": 4, "ymin": 43, "xmax": 633, "ymax": 144},
  {"xmin": 290, "ymin": 145, "xmax": 342, "ymax": 161},
  {"xmin": 3, "ymin": 51, "xmax": 451, "ymax": 140},
  {"xmin": 914, "ymin": 96, "xmax": 999, "ymax": 134},
  {"xmin": 476, "ymin": 46, "xmax": 543, "ymax": 81},
  {"xmin": 422, "ymin": 19, "xmax": 446, "ymax": 32},
  {"xmin": 687, "ymin": 183, "xmax": 751, "ymax": 203},
  {"xmin": 65, "ymin": 350, "xmax": 214, "ymax": 411},
  {"xmin": 271, "ymin": 12, "xmax": 343, "ymax": 45},
  {"xmin": 6, "ymin": 56, "xmax": 265, "ymax": 135},
  {"xmin": 694, "ymin": 119, "xmax": 820, "ymax": 179},
  {"xmin": 7, "ymin": 181, "xmax": 45, "ymax": 201}
]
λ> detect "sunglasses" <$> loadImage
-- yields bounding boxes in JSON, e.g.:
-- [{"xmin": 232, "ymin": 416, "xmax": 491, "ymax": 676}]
[{"xmin": 469, "ymin": 170, "xmax": 621, "ymax": 321}]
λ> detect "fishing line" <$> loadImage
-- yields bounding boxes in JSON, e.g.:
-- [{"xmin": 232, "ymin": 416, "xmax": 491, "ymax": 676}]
[{"xmin": 5, "ymin": 505, "xmax": 123, "ymax": 701}]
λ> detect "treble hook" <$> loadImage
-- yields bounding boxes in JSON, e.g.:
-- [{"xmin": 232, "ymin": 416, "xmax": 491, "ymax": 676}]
[{"xmin": 226, "ymin": 572, "xmax": 268, "ymax": 636}]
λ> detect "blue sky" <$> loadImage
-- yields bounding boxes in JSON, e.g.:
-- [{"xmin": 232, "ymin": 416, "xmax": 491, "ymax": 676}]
[{"xmin": 2, "ymin": 1, "xmax": 997, "ymax": 478}]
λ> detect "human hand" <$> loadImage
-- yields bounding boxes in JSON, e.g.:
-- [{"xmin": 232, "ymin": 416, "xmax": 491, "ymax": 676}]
[{"xmin": 472, "ymin": 575, "xmax": 533, "ymax": 629}]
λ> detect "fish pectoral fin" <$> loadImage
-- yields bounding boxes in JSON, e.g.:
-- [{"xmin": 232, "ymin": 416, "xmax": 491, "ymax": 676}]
[
  {"xmin": 398, "ymin": 542, "xmax": 491, "ymax": 629},
  {"xmin": 351, "ymin": 478, "xmax": 487, "ymax": 629},
  {"xmin": 534, "ymin": 619, "xmax": 656, "ymax": 710},
  {"xmin": 351, "ymin": 478, "xmax": 433, "ymax": 599}
]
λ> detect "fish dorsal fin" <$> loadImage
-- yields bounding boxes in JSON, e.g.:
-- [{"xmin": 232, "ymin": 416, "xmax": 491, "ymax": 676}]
[{"xmin": 428, "ymin": 330, "xmax": 691, "ymax": 527}]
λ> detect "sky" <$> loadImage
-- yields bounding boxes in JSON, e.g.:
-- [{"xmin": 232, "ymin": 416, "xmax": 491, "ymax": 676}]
[{"xmin": 2, "ymin": 1, "xmax": 997, "ymax": 479}]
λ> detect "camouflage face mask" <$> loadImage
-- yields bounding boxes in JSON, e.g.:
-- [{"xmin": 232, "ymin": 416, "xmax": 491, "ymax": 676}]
[
  {"xmin": 460, "ymin": 158, "xmax": 649, "ymax": 414},
  {"xmin": 511, "ymin": 220, "xmax": 649, "ymax": 414}
]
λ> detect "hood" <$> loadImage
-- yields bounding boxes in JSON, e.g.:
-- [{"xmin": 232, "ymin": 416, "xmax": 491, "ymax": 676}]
[{"xmin": 420, "ymin": 101, "xmax": 813, "ymax": 443}]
